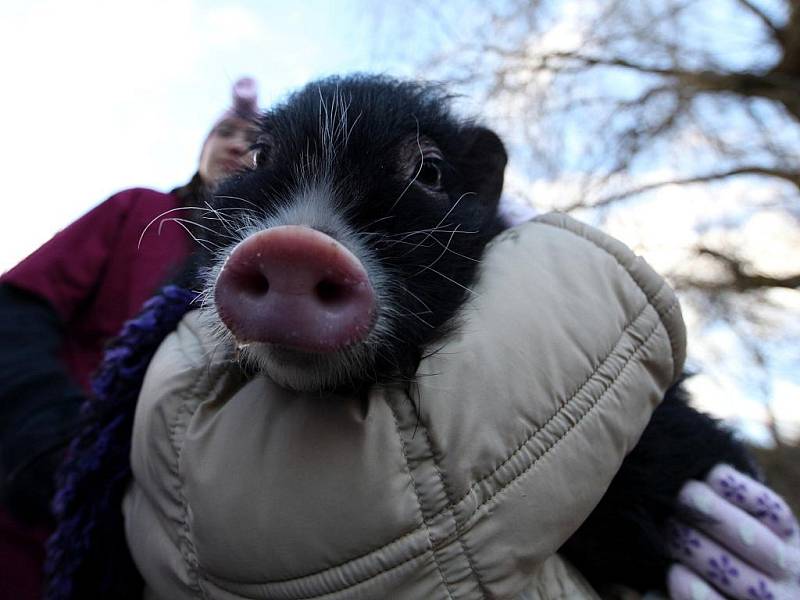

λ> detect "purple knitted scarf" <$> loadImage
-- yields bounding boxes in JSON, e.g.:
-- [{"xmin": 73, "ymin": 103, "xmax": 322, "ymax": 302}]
[{"xmin": 44, "ymin": 285, "xmax": 196, "ymax": 600}]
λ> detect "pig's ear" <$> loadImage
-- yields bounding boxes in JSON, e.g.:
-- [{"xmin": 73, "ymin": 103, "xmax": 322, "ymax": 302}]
[{"xmin": 456, "ymin": 126, "xmax": 508, "ymax": 205}]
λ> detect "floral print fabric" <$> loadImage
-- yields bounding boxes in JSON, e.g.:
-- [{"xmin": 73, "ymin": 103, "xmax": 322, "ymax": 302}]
[{"xmin": 667, "ymin": 465, "xmax": 800, "ymax": 600}]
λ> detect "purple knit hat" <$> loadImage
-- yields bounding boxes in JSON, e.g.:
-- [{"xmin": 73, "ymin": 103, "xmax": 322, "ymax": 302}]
[{"xmin": 209, "ymin": 76, "xmax": 261, "ymax": 132}]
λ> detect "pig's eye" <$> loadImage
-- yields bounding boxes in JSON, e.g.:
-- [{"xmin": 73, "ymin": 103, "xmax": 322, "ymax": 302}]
[
  {"xmin": 251, "ymin": 140, "xmax": 272, "ymax": 169},
  {"xmin": 416, "ymin": 157, "xmax": 443, "ymax": 191}
]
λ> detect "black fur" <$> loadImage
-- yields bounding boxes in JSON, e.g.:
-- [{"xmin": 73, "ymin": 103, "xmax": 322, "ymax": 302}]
[{"xmin": 562, "ymin": 379, "xmax": 757, "ymax": 591}]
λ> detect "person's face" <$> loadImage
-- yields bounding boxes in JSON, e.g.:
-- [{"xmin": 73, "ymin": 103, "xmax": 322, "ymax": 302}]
[{"xmin": 198, "ymin": 117, "xmax": 260, "ymax": 185}]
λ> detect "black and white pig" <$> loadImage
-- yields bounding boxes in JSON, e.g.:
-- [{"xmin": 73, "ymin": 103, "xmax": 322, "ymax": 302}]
[
  {"xmin": 48, "ymin": 74, "xmax": 756, "ymax": 598},
  {"xmin": 190, "ymin": 75, "xmax": 756, "ymax": 592},
  {"xmin": 193, "ymin": 76, "xmax": 507, "ymax": 393}
]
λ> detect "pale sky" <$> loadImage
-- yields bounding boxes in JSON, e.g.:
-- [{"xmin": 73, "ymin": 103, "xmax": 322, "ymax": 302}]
[{"xmin": 0, "ymin": 0, "xmax": 410, "ymax": 270}]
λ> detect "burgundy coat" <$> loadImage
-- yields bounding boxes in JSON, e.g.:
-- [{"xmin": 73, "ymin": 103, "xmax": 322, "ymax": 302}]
[
  {"xmin": 0, "ymin": 187, "xmax": 193, "ymax": 600},
  {"xmin": 1, "ymin": 187, "xmax": 193, "ymax": 391}
]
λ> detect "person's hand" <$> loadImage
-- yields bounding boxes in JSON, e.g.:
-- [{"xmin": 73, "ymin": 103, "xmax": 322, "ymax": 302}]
[{"xmin": 666, "ymin": 464, "xmax": 800, "ymax": 599}]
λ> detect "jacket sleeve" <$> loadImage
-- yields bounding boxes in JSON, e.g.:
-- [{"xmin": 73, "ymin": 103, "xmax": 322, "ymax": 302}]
[
  {"xmin": 0, "ymin": 193, "xmax": 136, "ymax": 524},
  {"xmin": 0, "ymin": 284, "xmax": 85, "ymax": 524}
]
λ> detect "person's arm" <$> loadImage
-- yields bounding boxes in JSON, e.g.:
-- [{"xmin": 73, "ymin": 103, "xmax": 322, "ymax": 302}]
[
  {"xmin": 0, "ymin": 192, "xmax": 136, "ymax": 524},
  {"xmin": 0, "ymin": 284, "xmax": 85, "ymax": 525}
]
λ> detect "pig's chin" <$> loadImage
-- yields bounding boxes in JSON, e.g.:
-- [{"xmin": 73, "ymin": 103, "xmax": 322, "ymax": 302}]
[{"xmin": 239, "ymin": 341, "xmax": 375, "ymax": 392}]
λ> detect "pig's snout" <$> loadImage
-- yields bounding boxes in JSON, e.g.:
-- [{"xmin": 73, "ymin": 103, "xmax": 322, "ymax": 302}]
[{"xmin": 214, "ymin": 225, "xmax": 376, "ymax": 353}]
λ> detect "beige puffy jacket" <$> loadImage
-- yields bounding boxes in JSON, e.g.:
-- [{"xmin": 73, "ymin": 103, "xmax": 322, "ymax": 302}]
[{"xmin": 123, "ymin": 214, "xmax": 686, "ymax": 600}]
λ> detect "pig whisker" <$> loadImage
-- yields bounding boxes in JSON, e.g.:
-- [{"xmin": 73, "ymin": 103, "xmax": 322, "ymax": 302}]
[
  {"xmin": 416, "ymin": 265, "xmax": 479, "ymax": 297},
  {"xmin": 383, "ymin": 301, "xmax": 434, "ymax": 328},
  {"xmin": 388, "ymin": 224, "xmax": 476, "ymax": 243},
  {"xmin": 138, "ymin": 206, "xmax": 208, "ymax": 249},
  {"xmin": 434, "ymin": 192, "xmax": 475, "ymax": 231},
  {"xmin": 214, "ymin": 194, "xmax": 271, "ymax": 219},
  {"xmin": 410, "ymin": 225, "xmax": 462, "ymax": 277},
  {"xmin": 200, "ymin": 202, "xmax": 259, "ymax": 233},
  {"xmin": 428, "ymin": 233, "xmax": 481, "ymax": 262},
  {"xmin": 379, "ymin": 239, "xmax": 437, "ymax": 249},
  {"xmin": 399, "ymin": 287, "xmax": 435, "ymax": 315},
  {"xmin": 344, "ymin": 110, "xmax": 363, "ymax": 147},
  {"xmin": 403, "ymin": 215, "xmax": 462, "ymax": 255},
  {"xmin": 390, "ymin": 116, "xmax": 424, "ymax": 212},
  {"xmin": 384, "ymin": 226, "xmax": 455, "ymax": 249},
  {"xmin": 163, "ymin": 218, "xmax": 238, "ymax": 243},
  {"xmin": 163, "ymin": 219, "xmax": 219, "ymax": 253}
]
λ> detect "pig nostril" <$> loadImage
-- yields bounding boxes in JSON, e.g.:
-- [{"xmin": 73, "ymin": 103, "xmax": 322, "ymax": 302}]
[
  {"xmin": 315, "ymin": 279, "xmax": 347, "ymax": 305},
  {"xmin": 239, "ymin": 272, "xmax": 270, "ymax": 296}
]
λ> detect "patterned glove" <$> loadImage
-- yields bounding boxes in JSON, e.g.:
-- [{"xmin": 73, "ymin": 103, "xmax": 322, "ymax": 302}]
[{"xmin": 666, "ymin": 464, "xmax": 800, "ymax": 600}]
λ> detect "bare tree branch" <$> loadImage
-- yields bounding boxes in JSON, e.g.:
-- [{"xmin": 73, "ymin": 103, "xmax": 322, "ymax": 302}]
[
  {"xmin": 735, "ymin": 0, "xmax": 784, "ymax": 41},
  {"xmin": 478, "ymin": 46, "xmax": 800, "ymax": 118},
  {"xmin": 675, "ymin": 246, "xmax": 800, "ymax": 291},
  {"xmin": 560, "ymin": 166, "xmax": 800, "ymax": 211},
  {"xmin": 538, "ymin": 52, "xmax": 800, "ymax": 104},
  {"xmin": 774, "ymin": 0, "xmax": 800, "ymax": 76}
]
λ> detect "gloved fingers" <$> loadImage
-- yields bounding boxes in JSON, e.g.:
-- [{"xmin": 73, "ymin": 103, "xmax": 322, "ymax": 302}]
[
  {"xmin": 678, "ymin": 480, "xmax": 800, "ymax": 579},
  {"xmin": 667, "ymin": 563, "xmax": 726, "ymax": 600},
  {"xmin": 667, "ymin": 520, "xmax": 783, "ymax": 600},
  {"xmin": 707, "ymin": 464, "xmax": 799, "ymax": 546}
]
